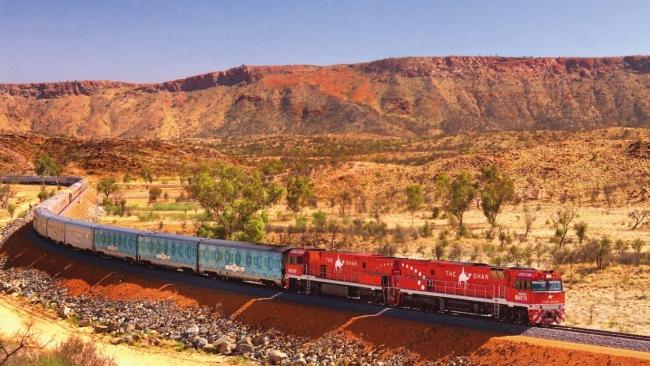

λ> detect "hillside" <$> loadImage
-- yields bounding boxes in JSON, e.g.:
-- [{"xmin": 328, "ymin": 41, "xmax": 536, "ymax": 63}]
[{"xmin": 1, "ymin": 56, "xmax": 650, "ymax": 139}]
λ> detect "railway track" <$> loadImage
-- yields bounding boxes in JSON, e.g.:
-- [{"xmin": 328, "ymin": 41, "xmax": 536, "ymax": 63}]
[{"xmin": 535, "ymin": 324, "xmax": 650, "ymax": 343}]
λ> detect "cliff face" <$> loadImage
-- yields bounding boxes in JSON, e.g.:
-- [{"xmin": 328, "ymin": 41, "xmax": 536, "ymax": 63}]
[{"xmin": 1, "ymin": 56, "xmax": 649, "ymax": 139}]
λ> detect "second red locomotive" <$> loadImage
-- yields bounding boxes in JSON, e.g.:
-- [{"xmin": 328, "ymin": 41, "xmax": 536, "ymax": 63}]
[{"xmin": 285, "ymin": 249, "xmax": 565, "ymax": 324}]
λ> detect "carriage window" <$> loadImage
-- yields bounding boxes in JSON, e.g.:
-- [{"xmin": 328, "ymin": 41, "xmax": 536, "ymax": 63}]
[
  {"xmin": 430, "ymin": 269, "xmax": 435, "ymax": 276},
  {"xmin": 246, "ymin": 254, "xmax": 252, "ymax": 266},
  {"xmin": 362, "ymin": 262, "xmax": 366, "ymax": 269},
  {"xmin": 235, "ymin": 252, "xmax": 242, "ymax": 265}
]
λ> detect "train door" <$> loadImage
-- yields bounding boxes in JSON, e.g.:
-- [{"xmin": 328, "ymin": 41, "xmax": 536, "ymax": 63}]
[
  {"xmin": 382, "ymin": 260, "xmax": 402, "ymax": 306},
  {"xmin": 381, "ymin": 275, "xmax": 401, "ymax": 306}
]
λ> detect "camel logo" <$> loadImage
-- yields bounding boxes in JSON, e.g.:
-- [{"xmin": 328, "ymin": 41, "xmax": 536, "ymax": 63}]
[
  {"xmin": 225, "ymin": 264, "xmax": 246, "ymax": 273},
  {"xmin": 155, "ymin": 253, "xmax": 171, "ymax": 261},
  {"xmin": 107, "ymin": 244, "xmax": 118, "ymax": 251},
  {"xmin": 458, "ymin": 267, "xmax": 472, "ymax": 289},
  {"xmin": 334, "ymin": 256, "xmax": 344, "ymax": 272}
]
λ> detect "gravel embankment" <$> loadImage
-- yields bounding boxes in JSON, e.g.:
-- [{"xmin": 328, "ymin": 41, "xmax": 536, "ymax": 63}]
[{"xmin": 0, "ymin": 256, "xmax": 468, "ymax": 365}]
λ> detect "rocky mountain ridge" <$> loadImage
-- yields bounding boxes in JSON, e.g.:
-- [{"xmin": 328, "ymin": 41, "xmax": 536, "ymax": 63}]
[{"xmin": 1, "ymin": 56, "xmax": 650, "ymax": 139}]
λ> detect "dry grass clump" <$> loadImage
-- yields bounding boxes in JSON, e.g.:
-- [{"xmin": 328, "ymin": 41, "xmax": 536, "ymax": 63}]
[{"xmin": 1, "ymin": 330, "xmax": 115, "ymax": 366}]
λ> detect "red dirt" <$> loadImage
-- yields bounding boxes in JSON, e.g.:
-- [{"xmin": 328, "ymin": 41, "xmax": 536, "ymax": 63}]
[
  {"xmin": 346, "ymin": 316, "xmax": 650, "ymax": 365},
  {"xmin": 2, "ymin": 225, "xmax": 649, "ymax": 365}
]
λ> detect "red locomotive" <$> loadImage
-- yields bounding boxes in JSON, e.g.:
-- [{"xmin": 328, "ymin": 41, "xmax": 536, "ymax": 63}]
[{"xmin": 285, "ymin": 249, "xmax": 565, "ymax": 324}]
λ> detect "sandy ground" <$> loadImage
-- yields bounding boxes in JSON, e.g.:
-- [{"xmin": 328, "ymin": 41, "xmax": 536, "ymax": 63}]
[
  {"xmin": 0, "ymin": 184, "xmax": 43, "ymax": 228},
  {"xmin": 0, "ymin": 295, "xmax": 250, "ymax": 366}
]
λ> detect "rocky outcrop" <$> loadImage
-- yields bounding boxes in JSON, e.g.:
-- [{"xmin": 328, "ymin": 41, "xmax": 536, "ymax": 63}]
[
  {"xmin": 138, "ymin": 65, "xmax": 256, "ymax": 93},
  {"xmin": 0, "ymin": 81, "xmax": 134, "ymax": 99}
]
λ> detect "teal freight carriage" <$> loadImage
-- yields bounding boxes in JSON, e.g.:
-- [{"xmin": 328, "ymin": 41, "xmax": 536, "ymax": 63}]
[
  {"xmin": 137, "ymin": 232, "xmax": 200, "ymax": 270},
  {"xmin": 94, "ymin": 225, "xmax": 141, "ymax": 260},
  {"xmin": 198, "ymin": 239, "xmax": 289, "ymax": 286}
]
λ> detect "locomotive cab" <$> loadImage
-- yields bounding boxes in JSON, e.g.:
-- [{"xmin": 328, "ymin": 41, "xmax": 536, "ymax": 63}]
[
  {"xmin": 285, "ymin": 249, "xmax": 308, "ymax": 276},
  {"xmin": 508, "ymin": 269, "xmax": 566, "ymax": 324}
]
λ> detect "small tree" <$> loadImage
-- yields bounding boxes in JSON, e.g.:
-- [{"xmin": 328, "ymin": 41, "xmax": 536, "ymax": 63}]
[
  {"xmin": 405, "ymin": 184, "xmax": 424, "ymax": 227},
  {"xmin": 33, "ymin": 154, "xmax": 62, "ymax": 185},
  {"xmin": 551, "ymin": 208, "xmax": 577, "ymax": 247},
  {"xmin": 0, "ymin": 184, "xmax": 15, "ymax": 209},
  {"xmin": 295, "ymin": 215, "xmax": 308, "ymax": 232},
  {"xmin": 522, "ymin": 204, "xmax": 537, "ymax": 239},
  {"xmin": 312, "ymin": 210, "xmax": 327, "ymax": 230},
  {"xmin": 433, "ymin": 238, "xmax": 449, "ymax": 260},
  {"xmin": 336, "ymin": 190, "xmax": 353, "ymax": 217},
  {"xmin": 286, "ymin": 175, "xmax": 315, "ymax": 213},
  {"xmin": 595, "ymin": 236, "xmax": 612, "ymax": 269},
  {"xmin": 140, "ymin": 165, "xmax": 154, "ymax": 187},
  {"xmin": 479, "ymin": 165, "xmax": 515, "ymax": 227},
  {"xmin": 631, "ymin": 239, "xmax": 646, "ymax": 265},
  {"xmin": 96, "ymin": 177, "xmax": 119, "ymax": 201},
  {"xmin": 0, "ymin": 324, "xmax": 40, "ymax": 365},
  {"xmin": 241, "ymin": 214, "xmax": 267, "ymax": 242},
  {"xmin": 148, "ymin": 186, "xmax": 162, "ymax": 203},
  {"xmin": 498, "ymin": 225, "xmax": 513, "ymax": 247},
  {"xmin": 7, "ymin": 203, "xmax": 16, "ymax": 218},
  {"xmin": 614, "ymin": 239, "xmax": 629, "ymax": 256},
  {"xmin": 123, "ymin": 174, "xmax": 132, "ymax": 185},
  {"xmin": 189, "ymin": 163, "xmax": 283, "ymax": 240},
  {"xmin": 602, "ymin": 184, "xmax": 617, "ymax": 208},
  {"xmin": 449, "ymin": 242, "xmax": 463, "ymax": 261},
  {"xmin": 628, "ymin": 210, "xmax": 650, "ymax": 230},
  {"xmin": 573, "ymin": 221, "xmax": 588, "ymax": 244},
  {"xmin": 436, "ymin": 172, "xmax": 476, "ymax": 235}
]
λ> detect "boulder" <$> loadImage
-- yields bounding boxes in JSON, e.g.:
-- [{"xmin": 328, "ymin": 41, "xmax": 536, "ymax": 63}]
[
  {"xmin": 214, "ymin": 336, "xmax": 236, "ymax": 354},
  {"xmin": 78, "ymin": 318, "xmax": 91, "ymax": 327},
  {"xmin": 235, "ymin": 339, "xmax": 254, "ymax": 354},
  {"xmin": 184, "ymin": 324, "xmax": 199, "ymax": 335},
  {"xmin": 57, "ymin": 305, "xmax": 72, "ymax": 319},
  {"xmin": 93, "ymin": 324, "xmax": 109, "ymax": 333},
  {"xmin": 194, "ymin": 337, "xmax": 209, "ymax": 349},
  {"xmin": 268, "ymin": 349, "xmax": 289, "ymax": 364}
]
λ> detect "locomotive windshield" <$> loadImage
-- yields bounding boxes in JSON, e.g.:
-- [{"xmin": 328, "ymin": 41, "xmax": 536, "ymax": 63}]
[
  {"xmin": 548, "ymin": 280, "xmax": 563, "ymax": 291},
  {"xmin": 531, "ymin": 280, "xmax": 563, "ymax": 292},
  {"xmin": 532, "ymin": 281, "xmax": 547, "ymax": 291}
]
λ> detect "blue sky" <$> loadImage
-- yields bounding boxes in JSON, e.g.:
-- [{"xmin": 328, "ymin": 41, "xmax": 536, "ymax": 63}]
[{"xmin": 1, "ymin": 0, "xmax": 649, "ymax": 83}]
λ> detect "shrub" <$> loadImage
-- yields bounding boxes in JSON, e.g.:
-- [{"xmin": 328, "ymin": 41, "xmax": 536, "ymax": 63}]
[
  {"xmin": 148, "ymin": 186, "xmax": 163, "ymax": 203},
  {"xmin": 312, "ymin": 210, "xmax": 327, "ymax": 230},
  {"xmin": 7, "ymin": 203, "xmax": 16, "ymax": 218}
]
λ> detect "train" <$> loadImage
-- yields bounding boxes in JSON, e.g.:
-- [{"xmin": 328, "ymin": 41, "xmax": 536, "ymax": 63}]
[{"xmin": 6, "ymin": 175, "xmax": 566, "ymax": 325}]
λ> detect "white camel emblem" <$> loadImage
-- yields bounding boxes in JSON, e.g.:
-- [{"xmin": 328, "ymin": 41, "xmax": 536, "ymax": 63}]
[
  {"xmin": 458, "ymin": 267, "xmax": 472, "ymax": 289},
  {"xmin": 334, "ymin": 256, "xmax": 344, "ymax": 272}
]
